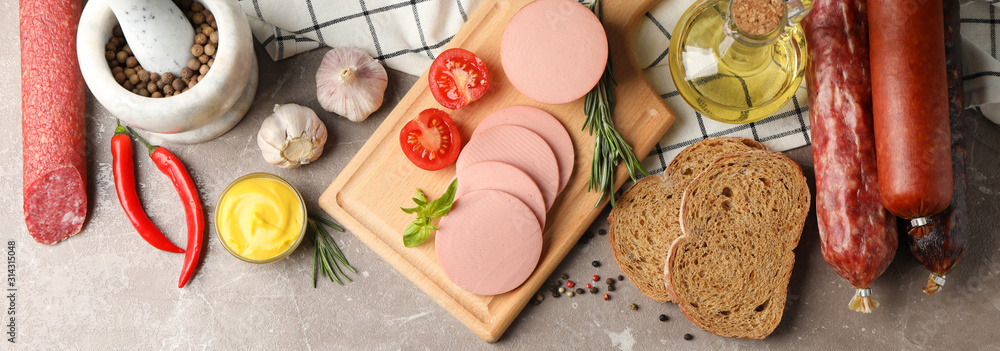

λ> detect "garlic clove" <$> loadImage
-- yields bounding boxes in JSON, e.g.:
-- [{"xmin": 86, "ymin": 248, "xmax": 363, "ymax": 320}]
[
  {"xmin": 316, "ymin": 47, "xmax": 388, "ymax": 122},
  {"xmin": 257, "ymin": 103, "xmax": 328, "ymax": 169}
]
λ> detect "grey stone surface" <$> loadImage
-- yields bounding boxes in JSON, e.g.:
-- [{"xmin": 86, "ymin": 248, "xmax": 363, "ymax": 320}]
[{"xmin": 4, "ymin": 2, "xmax": 1000, "ymax": 349}]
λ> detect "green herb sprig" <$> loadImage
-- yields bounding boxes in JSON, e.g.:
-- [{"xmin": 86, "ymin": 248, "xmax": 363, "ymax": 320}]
[
  {"xmin": 309, "ymin": 213, "xmax": 357, "ymax": 287},
  {"xmin": 583, "ymin": 0, "xmax": 649, "ymax": 207},
  {"xmin": 401, "ymin": 179, "xmax": 458, "ymax": 247}
]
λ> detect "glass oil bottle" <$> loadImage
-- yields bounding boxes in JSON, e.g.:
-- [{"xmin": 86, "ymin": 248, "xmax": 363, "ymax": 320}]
[{"xmin": 668, "ymin": 0, "xmax": 812, "ymax": 123}]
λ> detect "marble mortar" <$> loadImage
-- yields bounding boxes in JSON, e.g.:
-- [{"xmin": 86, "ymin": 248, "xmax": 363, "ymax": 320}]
[{"xmin": 77, "ymin": 0, "xmax": 259, "ymax": 144}]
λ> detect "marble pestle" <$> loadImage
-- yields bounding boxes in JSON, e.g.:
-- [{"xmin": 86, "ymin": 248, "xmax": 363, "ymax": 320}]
[{"xmin": 105, "ymin": 0, "xmax": 195, "ymax": 74}]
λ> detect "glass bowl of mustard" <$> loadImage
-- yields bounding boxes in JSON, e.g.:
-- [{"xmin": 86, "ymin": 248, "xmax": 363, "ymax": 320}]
[{"xmin": 215, "ymin": 173, "xmax": 307, "ymax": 264}]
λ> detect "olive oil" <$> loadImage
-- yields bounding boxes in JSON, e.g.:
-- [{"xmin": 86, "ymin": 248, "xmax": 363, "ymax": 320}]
[{"xmin": 668, "ymin": 0, "xmax": 811, "ymax": 124}]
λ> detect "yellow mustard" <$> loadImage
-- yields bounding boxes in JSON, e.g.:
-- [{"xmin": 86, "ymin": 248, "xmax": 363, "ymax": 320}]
[{"xmin": 216, "ymin": 174, "xmax": 305, "ymax": 262}]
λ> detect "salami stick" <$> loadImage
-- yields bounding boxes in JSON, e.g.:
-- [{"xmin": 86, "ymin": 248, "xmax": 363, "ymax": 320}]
[
  {"xmin": 804, "ymin": 0, "xmax": 898, "ymax": 313},
  {"xmin": 869, "ymin": 0, "xmax": 953, "ymax": 237},
  {"xmin": 21, "ymin": 0, "xmax": 88, "ymax": 244},
  {"xmin": 906, "ymin": 0, "xmax": 968, "ymax": 296}
]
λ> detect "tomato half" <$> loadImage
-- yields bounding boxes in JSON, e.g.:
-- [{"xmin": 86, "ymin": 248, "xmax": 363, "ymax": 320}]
[
  {"xmin": 428, "ymin": 48, "xmax": 490, "ymax": 109},
  {"xmin": 399, "ymin": 108, "xmax": 462, "ymax": 171}
]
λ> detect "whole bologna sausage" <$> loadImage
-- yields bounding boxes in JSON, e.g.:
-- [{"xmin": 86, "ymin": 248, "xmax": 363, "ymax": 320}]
[
  {"xmin": 869, "ymin": 0, "xmax": 953, "ymax": 237},
  {"xmin": 906, "ymin": 0, "xmax": 967, "ymax": 297},
  {"xmin": 21, "ymin": 0, "xmax": 88, "ymax": 244},
  {"xmin": 804, "ymin": 0, "xmax": 897, "ymax": 313}
]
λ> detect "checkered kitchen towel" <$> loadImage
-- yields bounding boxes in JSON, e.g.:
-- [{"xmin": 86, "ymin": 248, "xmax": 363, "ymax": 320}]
[{"xmin": 240, "ymin": 0, "xmax": 1000, "ymax": 174}]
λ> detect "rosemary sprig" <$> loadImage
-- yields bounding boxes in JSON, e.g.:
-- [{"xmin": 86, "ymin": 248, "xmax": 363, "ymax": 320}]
[
  {"xmin": 308, "ymin": 213, "xmax": 356, "ymax": 287},
  {"xmin": 583, "ymin": 0, "xmax": 649, "ymax": 208}
]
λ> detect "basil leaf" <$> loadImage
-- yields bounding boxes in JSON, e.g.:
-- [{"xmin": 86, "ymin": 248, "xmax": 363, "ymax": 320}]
[
  {"xmin": 403, "ymin": 222, "xmax": 429, "ymax": 247},
  {"xmin": 414, "ymin": 189, "xmax": 428, "ymax": 203},
  {"xmin": 401, "ymin": 180, "xmax": 459, "ymax": 248},
  {"xmin": 428, "ymin": 179, "xmax": 458, "ymax": 218}
]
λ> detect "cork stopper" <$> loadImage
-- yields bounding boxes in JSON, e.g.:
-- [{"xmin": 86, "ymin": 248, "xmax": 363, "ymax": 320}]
[{"xmin": 731, "ymin": 0, "xmax": 785, "ymax": 36}]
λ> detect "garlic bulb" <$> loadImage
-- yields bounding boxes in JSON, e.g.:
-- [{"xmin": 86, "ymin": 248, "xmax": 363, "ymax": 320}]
[
  {"xmin": 257, "ymin": 104, "xmax": 328, "ymax": 169},
  {"xmin": 316, "ymin": 47, "xmax": 388, "ymax": 122}
]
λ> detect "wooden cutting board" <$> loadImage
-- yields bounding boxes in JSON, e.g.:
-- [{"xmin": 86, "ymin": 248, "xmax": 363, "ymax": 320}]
[{"xmin": 319, "ymin": 0, "xmax": 675, "ymax": 342}]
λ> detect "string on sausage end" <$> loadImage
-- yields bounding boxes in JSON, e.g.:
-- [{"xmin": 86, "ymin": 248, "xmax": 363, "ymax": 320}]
[
  {"xmin": 922, "ymin": 273, "xmax": 947, "ymax": 296},
  {"xmin": 908, "ymin": 217, "xmax": 933, "ymax": 238},
  {"xmin": 848, "ymin": 288, "xmax": 879, "ymax": 313}
]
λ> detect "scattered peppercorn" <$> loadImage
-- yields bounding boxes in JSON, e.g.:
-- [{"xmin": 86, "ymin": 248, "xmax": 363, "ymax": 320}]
[
  {"xmin": 558, "ymin": 287, "xmax": 566, "ymax": 294},
  {"xmin": 536, "ymin": 294, "xmax": 544, "ymax": 302},
  {"xmin": 683, "ymin": 334, "xmax": 694, "ymax": 341},
  {"xmin": 585, "ymin": 283, "xmax": 592, "ymax": 289},
  {"xmin": 606, "ymin": 278, "xmax": 616, "ymax": 285},
  {"xmin": 589, "ymin": 287, "xmax": 599, "ymax": 294},
  {"xmin": 618, "ymin": 275, "xmax": 625, "ymax": 281},
  {"xmin": 567, "ymin": 291, "xmax": 575, "ymax": 297},
  {"xmin": 566, "ymin": 280, "xmax": 575, "ymax": 288},
  {"xmin": 659, "ymin": 314, "xmax": 669, "ymax": 322},
  {"xmin": 628, "ymin": 303, "xmax": 638, "ymax": 311},
  {"xmin": 592, "ymin": 261, "xmax": 601, "ymax": 267},
  {"xmin": 575, "ymin": 288, "xmax": 585, "ymax": 295},
  {"xmin": 561, "ymin": 273, "xmax": 569, "ymax": 280},
  {"xmin": 552, "ymin": 291, "xmax": 560, "ymax": 298},
  {"xmin": 592, "ymin": 275, "xmax": 600, "ymax": 282},
  {"xmin": 599, "ymin": 229, "xmax": 607, "ymax": 235},
  {"xmin": 607, "ymin": 285, "xmax": 616, "ymax": 292},
  {"xmin": 603, "ymin": 294, "xmax": 610, "ymax": 301}
]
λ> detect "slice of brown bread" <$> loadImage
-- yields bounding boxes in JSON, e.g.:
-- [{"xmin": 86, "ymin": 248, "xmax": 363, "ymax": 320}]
[
  {"xmin": 608, "ymin": 137, "xmax": 768, "ymax": 303},
  {"xmin": 607, "ymin": 174, "xmax": 678, "ymax": 302},
  {"xmin": 664, "ymin": 151, "xmax": 810, "ymax": 339},
  {"xmin": 667, "ymin": 137, "xmax": 767, "ymax": 185}
]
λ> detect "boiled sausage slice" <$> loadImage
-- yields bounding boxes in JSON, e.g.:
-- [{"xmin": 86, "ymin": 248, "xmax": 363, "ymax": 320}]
[
  {"xmin": 457, "ymin": 125, "xmax": 559, "ymax": 210},
  {"xmin": 501, "ymin": 0, "xmax": 607, "ymax": 105},
  {"xmin": 456, "ymin": 161, "xmax": 547, "ymax": 229},
  {"xmin": 436, "ymin": 190, "xmax": 543, "ymax": 295},
  {"xmin": 473, "ymin": 105, "xmax": 574, "ymax": 194}
]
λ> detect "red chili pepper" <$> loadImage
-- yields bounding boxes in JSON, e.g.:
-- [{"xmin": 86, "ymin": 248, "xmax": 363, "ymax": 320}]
[
  {"xmin": 130, "ymin": 128, "xmax": 204, "ymax": 288},
  {"xmin": 112, "ymin": 121, "xmax": 184, "ymax": 253}
]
